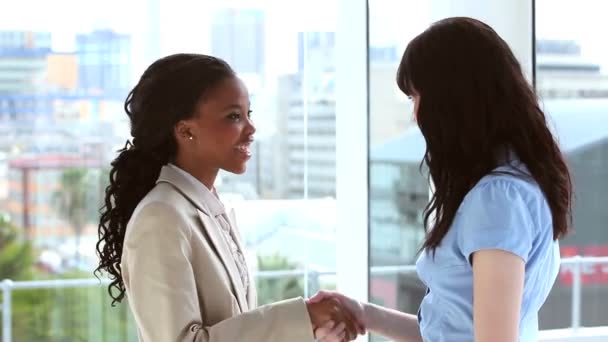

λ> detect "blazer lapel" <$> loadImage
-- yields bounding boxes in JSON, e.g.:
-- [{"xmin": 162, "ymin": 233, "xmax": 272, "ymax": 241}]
[
  {"xmin": 157, "ymin": 165, "xmax": 250, "ymax": 311},
  {"xmin": 198, "ymin": 211, "xmax": 249, "ymax": 312},
  {"xmin": 156, "ymin": 166, "xmax": 209, "ymax": 214}
]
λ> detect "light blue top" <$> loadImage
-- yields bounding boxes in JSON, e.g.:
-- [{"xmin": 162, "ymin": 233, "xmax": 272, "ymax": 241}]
[{"xmin": 415, "ymin": 161, "xmax": 560, "ymax": 342}]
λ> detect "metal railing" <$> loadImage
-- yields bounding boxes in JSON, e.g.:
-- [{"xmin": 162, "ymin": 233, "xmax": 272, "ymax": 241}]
[
  {"xmin": 1, "ymin": 257, "xmax": 606, "ymax": 342},
  {"xmin": 559, "ymin": 256, "xmax": 608, "ymax": 331}
]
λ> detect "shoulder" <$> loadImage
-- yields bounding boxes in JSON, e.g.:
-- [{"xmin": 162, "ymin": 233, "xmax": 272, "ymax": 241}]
[
  {"xmin": 125, "ymin": 183, "xmax": 196, "ymax": 244},
  {"xmin": 464, "ymin": 165, "xmax": 542, "ymax": 210},
  {"xmin": 456, "ymin": 167, "xmax": 541, "ymax": 263}
]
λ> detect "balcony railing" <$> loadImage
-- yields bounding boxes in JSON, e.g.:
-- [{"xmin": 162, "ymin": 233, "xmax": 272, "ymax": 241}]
[{"xmin": 1, "ymin": 256, "xmax": 607, "ymax": 342}]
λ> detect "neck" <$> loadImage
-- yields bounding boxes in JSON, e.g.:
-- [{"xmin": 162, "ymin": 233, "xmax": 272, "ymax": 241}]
[{"xmin": 173, "ymin": 155, "xmax": 218, "ymax": 190}]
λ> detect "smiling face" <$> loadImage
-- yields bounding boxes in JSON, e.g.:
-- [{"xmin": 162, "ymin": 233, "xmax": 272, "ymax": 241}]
[{"xmin": 174, "ymin": 76, "xmax": 256, "ymax": 184}]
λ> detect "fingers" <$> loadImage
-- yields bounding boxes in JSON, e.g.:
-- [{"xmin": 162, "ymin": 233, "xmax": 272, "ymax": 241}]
[
  {"xmin": 314, "ymin": 320, "xmax": 335, "ymax": 339},
  {"xmin": 327, "ymin": 298, "xmax": 358, "ymax": 341},
  {"xmin": 309, "ymin": 290, "xmax": 334, "ymax": 303},
  {"xmin": 310, "ymin": 291, "xmax": 367, "ymax": 338},
  {"xmin": 308, "ymin": 298, "xmax": 363, "ymax": 340},
  {"xmin": 328, "ymin": 297, "xmax": 364, "ymax": 334},
  {"xmin": 315, "ymin": 320, "xmax": 347, "ymax": 342},
  {"xmin": 307, "ymin": 300, "xmax": 337, "ymax": 330}
]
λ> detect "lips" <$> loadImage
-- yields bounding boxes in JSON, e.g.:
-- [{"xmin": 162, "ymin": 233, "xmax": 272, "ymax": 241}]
[{"xmin": 234, "ymin": 140, "xmax": 253, "ymax": 157}]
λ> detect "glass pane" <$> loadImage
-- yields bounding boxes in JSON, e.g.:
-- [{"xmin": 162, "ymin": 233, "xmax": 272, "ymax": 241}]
[
  {"xmin": 210, "ymin": 2, "xmax": 339, "ymax": 305},
  {"xmin": 0, "ymin": 0, "xmax": 339, "ymax": 338},
  {"xmin": 11, "ymin": 286, "xmax": 137, "ymax": 342},
  {"xmin": 536, "ymin": 0, "xmax": 608, "ymax": 329},
  {"xmin": 368, "ymin": 0, "xmax": 430, "ymax": 340}
]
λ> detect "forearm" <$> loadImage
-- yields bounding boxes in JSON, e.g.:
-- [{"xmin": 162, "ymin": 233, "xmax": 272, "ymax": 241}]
[
  {"xmin": 135, "ymin": 297, "xmax": 315, "ymax": 342},
  {"xmin": 363, "ymin": 303, "xmax": 422, "ymax": 342},
  {"xmin": 204, "ymin": 298, "xmax": 314, "ymax": 342}
]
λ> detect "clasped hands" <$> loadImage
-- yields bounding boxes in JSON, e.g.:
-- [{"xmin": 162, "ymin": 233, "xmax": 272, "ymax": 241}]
[{"xmin": 306, "ymin": 291, "xmax": 366, "ymax": 342}]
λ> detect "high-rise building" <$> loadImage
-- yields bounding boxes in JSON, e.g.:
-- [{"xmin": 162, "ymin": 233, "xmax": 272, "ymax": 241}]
[
  {"xmin": 275, "ymin": 72, "xmax": 336, "ymax": 198},
  {"xmin": 275, "ymin": 35, "xmax": 407, "ymax": 199},
  {"xmin": 536, "ymin": 39, "xmax": 608, "ymax": 98},
  {"xmin": 211, "ymin": 8, "xmax": 265, "ymax": 75},
  {"xmin": 0, "ymin": 31, "xmax": 53, "ymax": 124},
  {"xmin": 75, "ymin": 29, "xmax": 132, "ymax": 98},
  {"xmin": 266, "ymin": 30, "xmax": 338, "ymax": 199},
  {"xmin": 0, "ymin": 31, "xmax": 51, "ymax": 95},
  {"xmin": 297, "ymin": 32, "xmax": 335, "ymax": 73},
  {"xmin": 0, "ymin": 30, "xmax": 131, "ymax": 124}
]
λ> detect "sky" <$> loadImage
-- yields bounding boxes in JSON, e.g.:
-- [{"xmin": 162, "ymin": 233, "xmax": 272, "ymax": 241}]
[
  {"xmin": 535, "ymin": 0, "xmax": 608, "ymax": 66},
  {"xmin": 0, "ymin": 0, "xmax": 605, "ymax": 65}
]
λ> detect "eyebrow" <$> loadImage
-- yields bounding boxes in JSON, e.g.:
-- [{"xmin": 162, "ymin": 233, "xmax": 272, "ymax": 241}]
[{"xmin": 221, "ymin": 103, "xmax": 251, "ymax": 111}]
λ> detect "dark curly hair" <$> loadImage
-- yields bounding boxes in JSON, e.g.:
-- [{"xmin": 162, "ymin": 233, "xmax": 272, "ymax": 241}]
[
  {"xmin": 396, "ymin": 17, "xmax": 573, "ymax": 253},
  {"xmin": 95, "ymin": 53, "xmax": 235, "ymax": 305}
]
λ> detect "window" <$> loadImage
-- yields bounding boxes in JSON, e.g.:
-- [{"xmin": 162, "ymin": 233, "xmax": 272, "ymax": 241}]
[
  {"xmin": 2, "ymin": 0, "xmax": 605, "ymax": 340},
  {"xmin": 368, "ymin": 3, "xmax": 431, "ymax": 338},
  {"xmin": 1, "ymin": 0, "xmax": 341, "ymax": 339},
  {"xmin": 535, "ymin": 0, "xmax": 608, "ymax": 329},
  {"xmin": 367, "ymin": 0, "xmax": 607, "ymax": 337}
]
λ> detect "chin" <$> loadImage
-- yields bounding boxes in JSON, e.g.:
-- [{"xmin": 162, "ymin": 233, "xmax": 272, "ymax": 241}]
[{"xmin": 226, "ymin": 164, "xmax": 247, "ymax": 175}]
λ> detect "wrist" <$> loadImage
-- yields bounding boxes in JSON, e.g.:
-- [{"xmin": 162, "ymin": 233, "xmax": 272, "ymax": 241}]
[
  {"xmin": 361, "ymin": 301, "xmax": 373, "ymax": 328},
  {"xmin": 304, "ymin": 300, "xmax": 315, "ymax": 326}
]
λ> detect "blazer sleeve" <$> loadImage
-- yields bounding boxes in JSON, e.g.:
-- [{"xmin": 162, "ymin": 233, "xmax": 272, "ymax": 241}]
[{"xmin": 122, "ymin": 201, "xmax": 315, "ymax": 342}]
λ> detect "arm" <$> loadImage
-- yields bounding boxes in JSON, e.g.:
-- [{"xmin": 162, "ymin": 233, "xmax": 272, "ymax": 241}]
[
  {"xmin": 310, "ymin": 291, "xmax": 422, "ymax": 342},
  {"xmin": 472, "ymin": 249, "xmax": 524, "ymax": 342},
  {"xmin": 123, "ymin": 202, "xmax": 316, "ymax": 342},
  {"xmin": 457, "ymin": 180, "xmax": 533, "ymax": 342},
  {"xmin": 363, "ymin": 303, "xmax": 422, "ymax": 342}
]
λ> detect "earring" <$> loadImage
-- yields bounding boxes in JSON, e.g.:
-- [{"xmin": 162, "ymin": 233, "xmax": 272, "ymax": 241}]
[{"xmin": 188, "ymin": 135, "xmax": 193, "ymax": 140}]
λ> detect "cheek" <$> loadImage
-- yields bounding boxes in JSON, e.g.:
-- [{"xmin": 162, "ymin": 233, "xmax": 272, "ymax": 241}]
[{"xmin": 209, "ymin": 125, "xmax": 242, "ymax": 147}]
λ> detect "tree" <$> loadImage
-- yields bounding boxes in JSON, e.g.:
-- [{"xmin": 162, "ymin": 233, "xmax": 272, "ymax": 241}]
[
  {"xmin": 0, "ymin": 213, "xmax": 33, "ymax": 280},
  {"xmin": 53, "ymin": 168, "xmax": 96, "ymax": 265},
  {"xmin": 0, "ymin": 213, "xmax": 135, "ymax": 341},
  {"xmin": 11, "ymin": 270, "xmax": 137, "ymax": 342},
  {"xmin": 255, "ymin": 253, "xmax": 306, "ymax": 305}
]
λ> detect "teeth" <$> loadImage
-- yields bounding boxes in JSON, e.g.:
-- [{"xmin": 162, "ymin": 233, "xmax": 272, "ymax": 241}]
[{"xmin": 235, "ymin": 145, "xmax": 250, "ymax": 153}]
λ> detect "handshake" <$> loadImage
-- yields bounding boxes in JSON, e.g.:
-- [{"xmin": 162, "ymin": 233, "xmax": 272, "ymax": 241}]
[{"xmin": 306, "ymin": 291, "xmax": 366, "ymax": 342}]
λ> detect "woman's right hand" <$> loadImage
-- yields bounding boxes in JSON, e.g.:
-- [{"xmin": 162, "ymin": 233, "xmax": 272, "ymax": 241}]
[
  {"xmin": 306, "ymin": 297, "xmax": 362, "ymax": 341},
  {"xmin": 309, "ymin": 290, "xmax": 366, "ymax": 334}
]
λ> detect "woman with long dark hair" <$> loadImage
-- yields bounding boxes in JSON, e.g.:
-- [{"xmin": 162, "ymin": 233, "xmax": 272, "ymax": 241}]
[
  {"xmin": 95, "ymin": 53, "xmax": 361, "ymax": 342},
  {"xmin": 312, "ymin": 17, "xmax": 573, "ymax": 342}
]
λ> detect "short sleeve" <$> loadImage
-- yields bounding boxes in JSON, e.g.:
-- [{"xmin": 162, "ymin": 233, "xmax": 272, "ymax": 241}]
[{"xmin": 457, "ymin": 179, "xmax": 535, "ymax": 264}]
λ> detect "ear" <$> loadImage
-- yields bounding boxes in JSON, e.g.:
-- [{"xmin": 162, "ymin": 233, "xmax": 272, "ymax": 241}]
[{"xmin": 174, "ymin": 119, "xmax": 195, "ymax": 142}]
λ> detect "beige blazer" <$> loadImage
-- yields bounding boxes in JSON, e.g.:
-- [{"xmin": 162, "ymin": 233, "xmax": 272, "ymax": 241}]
[{"xmin": 121, "ymin": 165, "xmax": 315, "ymax": 341}]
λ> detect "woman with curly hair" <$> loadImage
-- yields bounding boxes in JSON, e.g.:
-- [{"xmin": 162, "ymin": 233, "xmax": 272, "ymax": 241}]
[{"xmin": 95, "ymin": 53, "xmax": 361, "ymax": 342}]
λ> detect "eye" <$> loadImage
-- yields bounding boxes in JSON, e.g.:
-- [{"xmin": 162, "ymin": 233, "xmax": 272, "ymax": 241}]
[
  {"xmin": 228, "ymin": 112, "xmax": 241, "ymax": 121},
  {"xmin": 247, "ymin": 110, "xmax": 252, "ymax": 119}
]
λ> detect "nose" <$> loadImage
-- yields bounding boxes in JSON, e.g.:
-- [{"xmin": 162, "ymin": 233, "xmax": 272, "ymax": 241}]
[{"xmin": 246, "ymin": 117, "xmax": 256, "ymax": 135}]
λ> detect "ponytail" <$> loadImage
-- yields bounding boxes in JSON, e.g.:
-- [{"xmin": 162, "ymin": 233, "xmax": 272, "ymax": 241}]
[{"xmin": 95, "ymin": 140, "xmax": 166, "ymax": 305}]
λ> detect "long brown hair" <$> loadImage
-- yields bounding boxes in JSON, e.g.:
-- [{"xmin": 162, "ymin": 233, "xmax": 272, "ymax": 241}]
[{"xmin": 396, "ymin": 17, "xmax": 573, "ymax": 253}]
